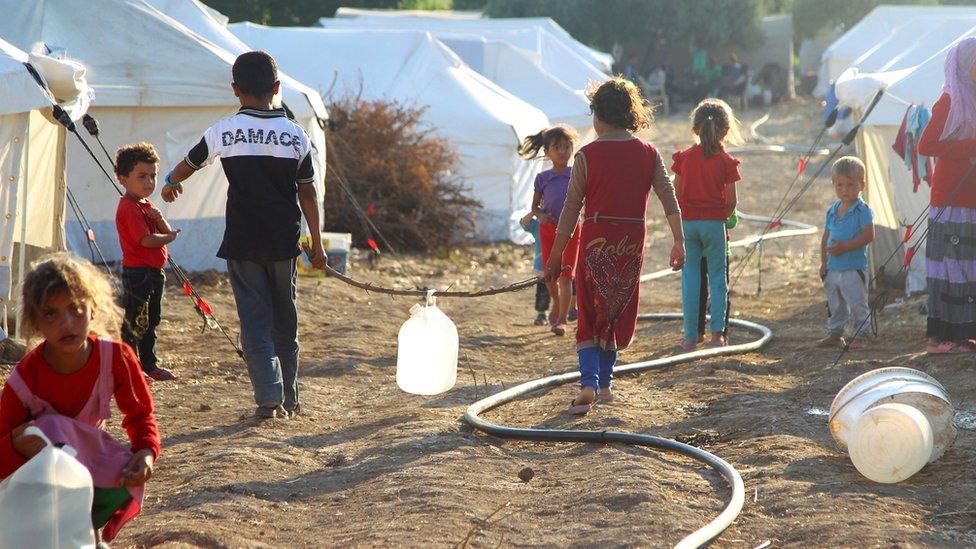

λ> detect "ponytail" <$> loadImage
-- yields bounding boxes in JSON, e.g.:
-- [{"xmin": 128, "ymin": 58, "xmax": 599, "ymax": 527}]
[
  {"xmin": 691, "ymin": 98, "xmax": 742, "ymax": 157},
  {"xmin": 519, "ymin": 130, "xmax": 547, "ymax": 159},
  {"xmin": 699, "ymin": 115, "xmax": 720, "ymax": 156}
]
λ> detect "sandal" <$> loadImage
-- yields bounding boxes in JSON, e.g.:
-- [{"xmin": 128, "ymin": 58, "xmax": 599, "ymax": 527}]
[
  {"xmin": 679, "ymin": 340, "xmax": 697, "ymax": 352},
  {"xmin": 597, "ymin": 391, "xmax": 615, "ymax": 403},
  {"xmin": 926, "ymin": 341, "xmax": 972, "ymax": 355},
  {"xmin": 567, "ymin": 397, "xmax": 593, "ymax": 415},
  {"xmin": 552, "ymin": 322, "xmax": 567, "ymax": 336}
]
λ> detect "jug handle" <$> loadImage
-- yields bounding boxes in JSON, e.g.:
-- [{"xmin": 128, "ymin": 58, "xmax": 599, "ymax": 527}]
[
  {"xmin": 21, "ymin": 426, "xmax": 78, "ymax": 458},
  {"xmin": 425, "ymin": 289, "xmax": 436, "ymax": 307},
  {"xmin": 22, "ymin": 426, "xmax": 51, "ymax": 447}
]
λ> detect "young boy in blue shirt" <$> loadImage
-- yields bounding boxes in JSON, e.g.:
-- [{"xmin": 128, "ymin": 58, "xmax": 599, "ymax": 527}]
[{"xmin": 818, "ymin": 156, "xmax": 875, "ymax": 349}]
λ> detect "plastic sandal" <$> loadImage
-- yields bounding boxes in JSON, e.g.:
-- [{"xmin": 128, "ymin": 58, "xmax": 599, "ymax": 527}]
[
  {"xmin": 552, "ymin": 322, "xmax": 567, "ymax": 336},
  {"xmin": 567, "ymin": 398, "xmax": 593, "ymax": 415}
]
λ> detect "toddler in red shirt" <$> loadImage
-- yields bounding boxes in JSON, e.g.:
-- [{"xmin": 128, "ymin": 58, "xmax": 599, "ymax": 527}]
[
  {"xmin": 672, "ymin": 99, "xmax": 742, "ymax": 349},
  {"xmin": 0, "ymin": 254, "xmax": 161, "ymax": 544},
  {"xmin": 115, "ymin": 143, "xmax": 180, "ymax": 381}
]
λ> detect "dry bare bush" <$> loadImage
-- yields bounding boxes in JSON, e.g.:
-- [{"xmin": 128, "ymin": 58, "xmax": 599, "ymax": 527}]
[{"xmin": 323, "ymin": 98, "xmax": 481, "ymax": 252}]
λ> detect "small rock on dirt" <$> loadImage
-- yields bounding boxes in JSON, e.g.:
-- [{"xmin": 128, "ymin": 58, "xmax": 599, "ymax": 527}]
[{"xmin": 518, "ymin": 467, "xmax": 535, "ymax": 483}]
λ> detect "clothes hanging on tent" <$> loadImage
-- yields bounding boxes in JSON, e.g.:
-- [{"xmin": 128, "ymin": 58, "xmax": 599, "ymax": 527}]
[{"xmin": 892, "ymin": 103, "xmax": 934, "ymax": 193}]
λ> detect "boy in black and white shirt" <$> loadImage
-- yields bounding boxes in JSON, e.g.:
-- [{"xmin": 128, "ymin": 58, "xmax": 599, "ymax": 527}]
[{"xmin": 163, "ymin": 51, "xmax": 327, "ymax": 420}]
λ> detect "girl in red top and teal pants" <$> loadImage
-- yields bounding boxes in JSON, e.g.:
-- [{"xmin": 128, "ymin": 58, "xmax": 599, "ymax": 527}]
[
  {"xmin": 548, "ymin": 78, "xmax": 685, "ymax": 414},
  {"xmin": 673, "ymin": 99, "xmax": 742, "ymax": 349}
]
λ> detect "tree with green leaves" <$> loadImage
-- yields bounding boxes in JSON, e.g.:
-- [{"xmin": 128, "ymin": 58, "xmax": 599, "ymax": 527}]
[
  {"xmin": 791, "ymin": 0, "xmax": 938, "ymax": 41},
  {"xmin": 483, "ymin": 0, "xmax": 765, "ymax": 51},
  {"xmin": 202, "ymin": 0, "xmax": 453, "ymax": 26}
]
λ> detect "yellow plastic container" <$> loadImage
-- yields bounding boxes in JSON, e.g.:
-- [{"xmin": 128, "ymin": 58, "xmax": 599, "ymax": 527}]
[{"xmin": 299, "ymin": 232, "xmax": 352, "ymax": 276}]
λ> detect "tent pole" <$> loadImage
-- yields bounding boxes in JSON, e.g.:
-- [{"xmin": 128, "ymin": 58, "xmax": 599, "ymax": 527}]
[{"xmin": 14, "ymin": 122, "xmax": 29, "ymax": 341}]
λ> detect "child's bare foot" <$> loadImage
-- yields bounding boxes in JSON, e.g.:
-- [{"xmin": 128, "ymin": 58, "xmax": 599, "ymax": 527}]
[
  {"xmin": 816, "ymin": 334, "xmax": 846, "ymax": 348},
  {"xmin": 708, "ymin": 334, "xmax": 727, "ymax": 347},
  {"xmin": 697, "ymin": 334, "xmax": 706, "ymax": 344},
  {"xmin": 597, "ymin": 388, "xmax": 615, "ymax": 403}
]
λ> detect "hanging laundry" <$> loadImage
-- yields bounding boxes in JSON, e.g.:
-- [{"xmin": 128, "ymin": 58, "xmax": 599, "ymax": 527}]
[{"xmin": 892, "ymin": 104, "xmax": 933, "ymax": 193}]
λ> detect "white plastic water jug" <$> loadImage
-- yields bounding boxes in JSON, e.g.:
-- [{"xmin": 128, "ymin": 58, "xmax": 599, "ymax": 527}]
[
  {"xmin": 0, "ymin": 427, "xmax": 96, "ymax": 548},
  {"xmin": 396, "ymin": 291, "xmax": 458, "ymax": 395}
]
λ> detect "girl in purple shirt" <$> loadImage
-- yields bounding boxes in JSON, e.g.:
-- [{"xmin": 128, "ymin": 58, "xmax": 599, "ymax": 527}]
[{"xmin": 520, "ymin": 125, "xmax": 580, "ymax": 336}]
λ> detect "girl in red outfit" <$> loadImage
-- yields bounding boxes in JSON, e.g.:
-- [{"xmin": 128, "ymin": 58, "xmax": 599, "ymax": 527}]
[
  {"xmin": 520, "ymin": 125, "xmax": 581, "ymax": 336},
  {"xmin": 548, "ymin": 78, "xmax": 685, "ymax": 414},
  {"xmin": 673, "ymin": 99, "xmax": 742, "ymax": 350},
  {"xmin": 918, "ymin": 37, "xmax": 976, "ymax": 354},
  {"xmin": 0, "ymin": 255, "xmax": 160, "ymax": 544}
]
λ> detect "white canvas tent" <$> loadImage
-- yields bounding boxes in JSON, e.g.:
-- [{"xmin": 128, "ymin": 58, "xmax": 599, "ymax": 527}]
[
  {"xmin": 331, "ymin": 8, "xmax": 614, "ymax": 73},
  {"xmin": 834, "ymin": 22, "xmax": 976, "ymax": 293},
  {"xmin": 318, "ymin": 15, "xmax": 609, "ymax": 93},
  {"xmin": 229, "ymin": 23, "xmax": 550, "ymax": 242},
  {"xmin": 817, "ymin": 5, "xmax": 976, "ymax": 97},
  {"xmin": 434, "ymin": 35, "xmax": 591, "ymax": 138},
  {"xmin": 0, "ymin": 0, "xmax": 328, "ymax": 271},
  {"xmin": 0, "ymin": 38, "xmax": 91, "ymax": 331}
]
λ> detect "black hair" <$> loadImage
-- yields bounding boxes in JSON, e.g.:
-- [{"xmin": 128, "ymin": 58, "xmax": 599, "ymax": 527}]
[
  {"xmin": 587, "ymin": 77, "xmax": 653, "ymax": 132},
  {"xmin": 232, "ymin": 51, "xmax": 278, "ymax": 99},
  {"xmin": 518, "ymin": 125, "xmax": 579, "ymax": 159},
  {"xmin": 115, "ymin": 142, "xmax": 159, "ymax": 177}
]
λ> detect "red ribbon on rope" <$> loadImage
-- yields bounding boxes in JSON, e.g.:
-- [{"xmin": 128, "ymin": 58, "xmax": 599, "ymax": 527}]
[
  {"xmin": 196, "ymin": 298, "xmax": 212, "ymax": 316},
  {"xmin": 903, "ymin": 246, "xmax": 917, "ymax": 268},
  {"xmin": 183, "ymin": 281, "xmax": 193, "ymax": 296},
  {"xmin": 797, "ymin": 158, "xmax": 807, "ymax": 176},
  {"xmin": 367, "ymin": 238, "xmax": 379, "ymax": 251},
  {"xmin": 903, "ymin": 224, "xmax": 913, "ymax": 243}
]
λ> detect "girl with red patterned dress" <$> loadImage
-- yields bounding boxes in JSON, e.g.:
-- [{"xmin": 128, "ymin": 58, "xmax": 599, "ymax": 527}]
[{"xmin": 547, "ymin": 78, "xmax": 685, "ymax": 415}]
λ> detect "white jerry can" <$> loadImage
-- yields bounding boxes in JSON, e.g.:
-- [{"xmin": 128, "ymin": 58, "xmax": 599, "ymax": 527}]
[
  {"xmin": 396, "ymin": 291, "xmax": 458, "ymax": 395},
  {"xmin": 0, "ymin": 427, "xmax": 96, "ymax": 548}
]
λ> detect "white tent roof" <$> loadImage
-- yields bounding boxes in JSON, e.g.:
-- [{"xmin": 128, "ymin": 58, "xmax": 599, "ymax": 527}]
[
  {"xmin": 330, "ymin": 9, "xmax": 613, "ymax": 73},
  {"xmin": 318, "ymin": 16, "xmax": 608, "ymax": 92},
  {"xmin": 335, "ymin": 7, "xmax": 483, "ymax": 20},
  {"xmin": 1, "ymin": 0, "xmax": 243, "ymax": 107},
  {"xmin": 229, "ymin": 23, "xmax": 550, "ymax": 241},
  {"xmin": 434, "ymin": 34, "xmax": 590, "ymax": 135},
  {"xmin": 0, "ymin": 0, "xmax": 327, "ymax": 271},
  {"xmin": 142, "ymin": 0, "xmax": 328, "ymax": 122},
  {"xmin": 818, "ymin": 5, "xmax": 976, "ymax": 96},
  {"xmin": 835, "ymin": 24, "xmax": 976, "ymax": 126}
]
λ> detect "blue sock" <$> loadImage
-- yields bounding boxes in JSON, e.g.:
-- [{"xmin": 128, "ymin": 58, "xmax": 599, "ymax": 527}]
[
  {"xmin": 578, "ymin": 348, "xmax": 600, "ymax": 390},
  {"xmin": 599, "ymin": 350, "xmax": 617, "ymax": 390}
]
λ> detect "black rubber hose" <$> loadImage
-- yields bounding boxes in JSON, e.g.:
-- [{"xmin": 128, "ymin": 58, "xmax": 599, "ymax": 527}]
[{"xmin": 465, "ymin": 313, "xmax": 771, "ymax": 548}]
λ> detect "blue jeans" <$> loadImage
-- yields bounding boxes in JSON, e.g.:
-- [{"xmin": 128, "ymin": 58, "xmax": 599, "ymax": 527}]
[
  {"xmin": 579, "ymin": 347, "xmax": 617, "ymax": 390},
  {"xmin": 227, "ymin": 258, "xmax": 300, "ymax": 409},
  {"xmin": 681, "ymin": 220, "xmax": 729, "ymax": 340}
]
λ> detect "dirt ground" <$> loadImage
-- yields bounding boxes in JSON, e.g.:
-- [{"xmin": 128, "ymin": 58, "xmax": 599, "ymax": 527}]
[{"xmin": 13, "ymin": 99, "xmax": 976, "ymax": 547}]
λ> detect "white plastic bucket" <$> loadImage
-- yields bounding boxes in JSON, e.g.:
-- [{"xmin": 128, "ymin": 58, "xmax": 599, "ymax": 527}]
[{"xmin": 829, "ymin": 367, "xmax": 956, "ymax": 482}]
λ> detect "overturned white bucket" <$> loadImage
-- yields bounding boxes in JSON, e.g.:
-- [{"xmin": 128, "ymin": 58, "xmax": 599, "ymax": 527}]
[{"xmin": 829, "ymin": 367, "xmax": 956, "ymax": 483}]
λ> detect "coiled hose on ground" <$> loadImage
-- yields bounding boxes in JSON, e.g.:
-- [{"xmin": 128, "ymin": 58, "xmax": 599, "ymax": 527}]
[{"xmin": 463, "ymin": 213, "xmax": 817, "ymax": 548}]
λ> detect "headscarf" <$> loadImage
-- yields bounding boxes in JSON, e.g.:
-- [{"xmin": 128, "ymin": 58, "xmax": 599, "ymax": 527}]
[{"xmin": 941, "ymin": 37, "xmax": 976, "ymax": 141}]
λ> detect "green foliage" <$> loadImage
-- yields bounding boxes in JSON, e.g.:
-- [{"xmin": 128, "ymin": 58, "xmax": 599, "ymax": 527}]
[
  {"xmin": 792, "ymin": 0, "xmax": 938, "ymax": 40},
  {"xmin": 201, "ymin": 0, "xmax": 456, "ymax": 26},
  {"xmin": 483, "ymin": 0, "xmax": 765, "ymax": 51}
]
